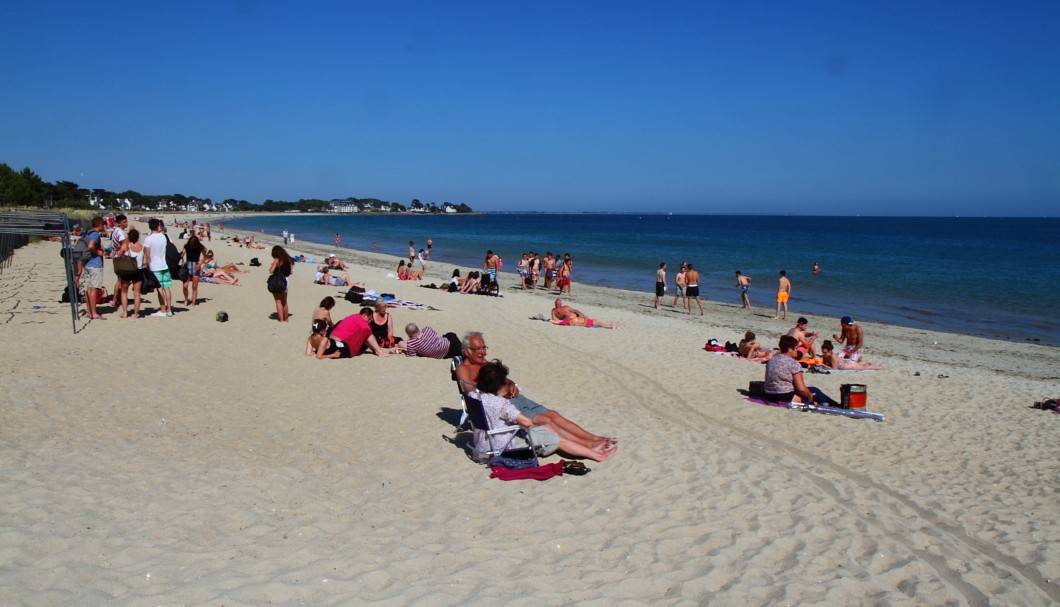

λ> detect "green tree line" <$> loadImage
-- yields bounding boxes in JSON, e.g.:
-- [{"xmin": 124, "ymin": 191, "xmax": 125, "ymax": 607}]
[{"xmin": 0, "ymin": 162, "xmax": 473, "ymax": 213}]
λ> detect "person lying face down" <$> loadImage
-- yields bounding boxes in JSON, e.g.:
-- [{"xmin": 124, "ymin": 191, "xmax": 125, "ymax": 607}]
[
  {"xmin": 473, "ymin": 360, "xmax": 618, "ymax": 463},
  {"xmin": 455, "ymin": 332, "xmax": 617, "ymax": 454}
]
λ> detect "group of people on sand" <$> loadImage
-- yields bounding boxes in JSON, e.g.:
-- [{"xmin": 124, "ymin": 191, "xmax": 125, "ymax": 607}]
[
  {"xmin": 743, "ymin": 316, "xmax": 882, "ymax": 368},
  {"xmin": 506, "ymin": 251, "xmax": 573, "ymax": 294},
  {"xmin": 656, "ymin": 264, "xmax": 828, "ymax": 322},
  {"xmin": 74, "ymin": 215, "xmax": 246, "ymax": 320},
  {"xmin": 300, "ymin": 279, "xmax": 620, "ymax": 465}
]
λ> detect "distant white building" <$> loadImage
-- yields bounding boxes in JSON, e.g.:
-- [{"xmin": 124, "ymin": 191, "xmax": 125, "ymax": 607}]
[{"xmin": 444, "ymin": 205, "xmax": 458, "ymax": 213}]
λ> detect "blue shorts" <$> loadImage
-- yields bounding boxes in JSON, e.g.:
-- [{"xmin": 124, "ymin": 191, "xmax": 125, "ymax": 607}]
[
  {"xmin": 154, "ymin": 269, "xmax": 172, "ymax": 288},
  {"xmin": 512, "ymin": 394, "xmax": 549, "ymax": 419}
]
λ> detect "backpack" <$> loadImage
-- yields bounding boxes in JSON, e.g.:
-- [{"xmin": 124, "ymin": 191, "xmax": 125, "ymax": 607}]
[
  {"xmin": 164, "ymin": 235, "xmax": 182, "ymax": 274},
  {"xmin": 61, "ymin": 232, "xmax": 95, "ymax": 264}
]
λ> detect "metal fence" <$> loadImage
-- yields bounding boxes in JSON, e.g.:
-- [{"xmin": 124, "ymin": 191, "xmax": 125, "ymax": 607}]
[{"xmin": 0, "ymin": 210, "xmax": 78, "ymax": 333}]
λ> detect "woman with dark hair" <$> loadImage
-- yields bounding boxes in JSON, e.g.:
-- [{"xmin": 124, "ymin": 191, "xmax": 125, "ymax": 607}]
[
  {"xmin": 268, "ymin": 245, "xmax": 294, "ymax": 322},
  {"xmin": 181, "ymin": 235, "xmax": 207, "ymax": 306},
  {"xmin": 116, "ymin": 228, "xmax": 145, "ymax": 318},
  {"xmin": 313, "ymin": 296, "xmax": 337, "ymax": 330},
  {"xmin": 738, "ymin": 331, "xmax": 774, "ymax": 361},
  {"xmin": 820, "ymin": 340, "xmax": 884, "ymax": 370},
  {"xmin": 305, "ymin": 319, "xmax": 351, "ymax": 359},
  {"xmin": 762, "ymin": 335, "xmax": 814, "ymax": 403},
  {"xmin": 474, "ymin": 360, "xmax": 618, "ymax": 463}
]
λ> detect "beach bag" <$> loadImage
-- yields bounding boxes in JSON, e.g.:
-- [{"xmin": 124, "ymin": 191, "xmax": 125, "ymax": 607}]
[
  {"xmin": 177, "ymin": 264, "xmax": 191, "ymax": 282},
  {"xmin": 267, "ymin": 269, "xmax": 286, "ymax": 293},
  {"xmin": 113, "ymin": 255, "xmax": 138, "ymax": 278}
]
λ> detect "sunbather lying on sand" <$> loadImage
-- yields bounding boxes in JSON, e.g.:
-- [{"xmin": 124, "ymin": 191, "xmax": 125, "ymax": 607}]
[
  {"xmin": 821, "ymin": 340, "xmax": 884, "ymax": 370},
  {"xmin": 739, "ymin": 331, "xmax": 775, "ymax": 361}
]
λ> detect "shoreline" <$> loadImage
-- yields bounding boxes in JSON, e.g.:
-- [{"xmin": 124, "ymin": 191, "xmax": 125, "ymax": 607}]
[{"xmin": 218, "ymin": 212, "xmax": 1059, "ymax": 349}]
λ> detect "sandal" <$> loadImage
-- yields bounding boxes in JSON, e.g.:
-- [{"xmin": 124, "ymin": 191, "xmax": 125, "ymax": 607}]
[{"xmin": 561, "ymin": 461, "xmax": 590, "ymax": 476}]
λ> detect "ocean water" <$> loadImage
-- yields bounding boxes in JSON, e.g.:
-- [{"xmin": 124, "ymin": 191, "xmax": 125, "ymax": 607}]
[{"xmin": 224, "ymin": 213, "xmax": 1060, "ymax": 346}]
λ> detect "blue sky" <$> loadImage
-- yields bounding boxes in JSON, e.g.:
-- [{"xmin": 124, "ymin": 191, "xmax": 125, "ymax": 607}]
[{"xmin": 2, "ymin": 1, "xmax": 1058, "ymax": 215}]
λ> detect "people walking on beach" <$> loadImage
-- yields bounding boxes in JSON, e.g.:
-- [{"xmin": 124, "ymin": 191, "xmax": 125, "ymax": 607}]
[
  {"xmin": 671, "ymin": 262, "xmax": 687, "ymax": 309},
  {"xmin": 484, "ymin": 250, "xmax": 500, "ymax": 284},
  {"xmin": 654, "ymin": 262, "xmax": 666, "ymax": 309},
  {"xmin": 456, "ymin": 333, "xmax": 616, "ymax": 454},
  {"xmin": 143, "ymin": 218, "xmax": 174, "ymax": 317},
  {"xmin": 268, "ymin": 245, "xmax": 293, "ymax": 322},
  {"xmin": 542, "ymin": 252, "xmax": 556, "ymax": 291},
  {"xmin": 831, "ymin": 316, "xmax": 865, "ymax": 362},
  {"xmin": 529, "ymin": 252, "xmax": 541, "ymax": 289},
  {"xmin": 685, "ymin": 263, "xmax": 704, "ymax": 315},
  {"xmin": 180, "ymin": 235, "xmax": 206, "ymax": 306},
  {"xmin": 736, "ymin": 271, "xmax": 752, "ymax": 310},
  {"xmin": 417, "ymin": 248, "xmax": 428, "ymax": 277},
  {"xmin": 558, "ymin": 254, "xmax": 573, "ymax": 296},
  {"xmin": 775, "ymin": 270, "xmax": 791, "ymax": 320}
]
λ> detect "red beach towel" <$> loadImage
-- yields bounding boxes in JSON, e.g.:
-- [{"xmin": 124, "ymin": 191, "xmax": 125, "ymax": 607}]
[{"xmin": 489, "ymin": 461, "xmax": 565, "ymax": 481}]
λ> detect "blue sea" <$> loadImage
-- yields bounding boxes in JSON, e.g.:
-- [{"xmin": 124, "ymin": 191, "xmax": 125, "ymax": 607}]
[{"xmin": 225, "ymin": 213, "xmax": 1060, "ymax": 346}]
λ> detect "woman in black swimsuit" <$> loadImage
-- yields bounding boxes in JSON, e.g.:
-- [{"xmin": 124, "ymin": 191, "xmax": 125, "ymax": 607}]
[{"xmin": 369, "ymin": 301, "xmax": 401, "ymax": 348}]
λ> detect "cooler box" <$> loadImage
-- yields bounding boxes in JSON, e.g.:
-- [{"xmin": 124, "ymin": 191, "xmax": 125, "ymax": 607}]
[{"xmin": 840, "ymin": 384, "xmax": 867, "ymax": 409}]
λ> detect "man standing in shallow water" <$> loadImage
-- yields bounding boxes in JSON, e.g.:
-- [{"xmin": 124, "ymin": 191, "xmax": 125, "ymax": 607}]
[
  {"xmin": 685, "ymin": 263, "xmax": 704, "ymax": 315},
  {"xmin": 736, "ymin": 271, "xmax": 752, "ymax": 310},
  {"xmin": 775, "ymin": 270, "xmax": 791, "ymax": 320}
]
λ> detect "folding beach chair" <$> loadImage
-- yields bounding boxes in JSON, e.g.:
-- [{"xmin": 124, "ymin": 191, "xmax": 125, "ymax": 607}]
[
  {"xmin": 450, "ymin": 355, "xmax": 471, "ymax": 430},
  {"xmin": 463, "ymin": 392, "xmax": 539, "ymax": 466}
]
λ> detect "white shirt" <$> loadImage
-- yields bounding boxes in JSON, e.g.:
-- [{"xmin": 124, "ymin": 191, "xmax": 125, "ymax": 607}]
[
  {"xmin": 143, "ymin": 232, "xmax": 169, "ymax": 272},
  {"xmin": 110, "ymin": 226, "xmax": 126, "ymax": 258}
]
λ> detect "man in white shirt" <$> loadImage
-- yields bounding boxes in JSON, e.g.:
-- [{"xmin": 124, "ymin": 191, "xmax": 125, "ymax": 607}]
[{"xmin": 142, "ymin": 218, "xmax": 173, "ymax": 317}]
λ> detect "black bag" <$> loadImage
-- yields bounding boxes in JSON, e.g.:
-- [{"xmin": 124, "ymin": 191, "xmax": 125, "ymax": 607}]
[
  {"xmin": 267, "ymin": 270, "xmax": 286, "ymax": 293},
  {"xmin": 164, "ymin": 235, "xmax": 182, "ymax": 275},
  {"xmin": 177, "ymin": 264, "xmax": 191, "ymax": 282},
  {"xmin": 141, "ymin": 268, "xmax": 160, "ymax": 294}
]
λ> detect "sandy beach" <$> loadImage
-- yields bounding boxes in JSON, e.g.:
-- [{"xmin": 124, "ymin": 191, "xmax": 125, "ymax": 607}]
[{"xmin": 1, "ymin": 214, "xmax": 1057, "ymax": 606}]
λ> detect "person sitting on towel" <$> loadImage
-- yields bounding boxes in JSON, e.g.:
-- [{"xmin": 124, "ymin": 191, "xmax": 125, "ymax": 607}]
[{"xmin": 762, "ymin": 335, "xmax": 815, "ymax": 403}]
